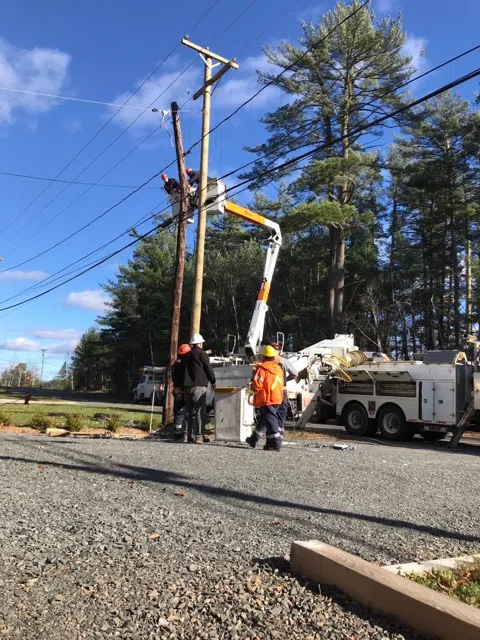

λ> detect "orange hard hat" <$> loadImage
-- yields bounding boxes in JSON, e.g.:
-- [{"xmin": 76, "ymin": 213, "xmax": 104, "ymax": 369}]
[
  {"xmin": 186, "ymin": 167, "xmax": 193, "ymax": 174},
  {"xmin": 161, "ymin": 173, "xmax": 168, "ymax": 180},
  {"xmin": 178, "ymin": 344, "xmax": 191, "ymax": 355}
]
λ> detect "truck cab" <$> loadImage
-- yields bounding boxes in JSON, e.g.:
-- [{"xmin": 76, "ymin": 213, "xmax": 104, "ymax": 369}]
[{"xmin": 133, "ymin": 366, "xmax": 165, "ymax": 405}]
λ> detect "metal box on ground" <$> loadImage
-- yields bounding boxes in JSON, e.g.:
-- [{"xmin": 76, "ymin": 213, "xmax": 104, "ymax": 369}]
[{"xmin": 215, "ymin": 387, "xmax": 254, "ymax": 442}]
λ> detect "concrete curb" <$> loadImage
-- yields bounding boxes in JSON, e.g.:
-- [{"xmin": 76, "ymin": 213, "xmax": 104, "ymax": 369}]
[
  {"xmin": 383, "ymin": 554, "xmax": 480, "ymax": 576},
  {"xmin": 290, "ymin": 540, "xmax": 480, "ymax": 640}
]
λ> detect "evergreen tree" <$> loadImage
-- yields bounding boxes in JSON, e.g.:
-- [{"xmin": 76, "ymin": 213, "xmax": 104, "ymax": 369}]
[{"xmin": 241, "ymin": 0, "xmax": 415, "ymax": 335}]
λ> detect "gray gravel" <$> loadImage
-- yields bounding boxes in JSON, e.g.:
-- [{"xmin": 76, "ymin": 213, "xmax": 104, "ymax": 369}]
[{"xmin": 1, "ymin": 435, "xmax": 479, "ymax": 639}]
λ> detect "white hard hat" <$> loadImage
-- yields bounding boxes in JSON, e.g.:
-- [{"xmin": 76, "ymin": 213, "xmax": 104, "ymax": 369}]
[{"xmin": 190, "ymin": 333, "xmax": 204, "ymax": 345}]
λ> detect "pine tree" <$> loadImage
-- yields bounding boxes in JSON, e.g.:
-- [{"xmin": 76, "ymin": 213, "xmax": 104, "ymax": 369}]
[{"xmin": 241, "ymin": 0, "xmax": 415, "ymax": 334}]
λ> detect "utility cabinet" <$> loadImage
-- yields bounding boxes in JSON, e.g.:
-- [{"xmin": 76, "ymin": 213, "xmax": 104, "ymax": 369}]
[{"xmin": 215, "ymin": 387, "xmax": 254, "ymax": 442}]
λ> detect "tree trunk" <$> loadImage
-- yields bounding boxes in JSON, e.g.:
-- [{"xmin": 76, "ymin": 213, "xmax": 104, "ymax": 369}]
[{"xmin": 332, "ymin": 227, "xmax": 345, "ymax": 334}]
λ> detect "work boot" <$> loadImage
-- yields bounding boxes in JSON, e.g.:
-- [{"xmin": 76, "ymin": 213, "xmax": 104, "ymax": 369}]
[
  {"xmin": 203, "ymin": 435, "xmax": 210, "ymax": 443},
  {"xmin": 245, "ymin": 436, "xmax": 256, "ymax": 448},
  {"xmin": 188, "ymin": 435, "xmax": 195, "ymax": 444},
  {"xmin": 194, "ymin": 435, "xmax": 203, "ymax": 445},
  {"xmin": 182, "ymin": 433, "xmax": 188, "ymax": 443}
]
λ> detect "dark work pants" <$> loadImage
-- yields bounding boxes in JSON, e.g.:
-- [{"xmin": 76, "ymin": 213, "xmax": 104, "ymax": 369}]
[
  {"xmin": 173, "ymin": 393, "xmax": 186, "ymax": 432},
  {"xmin": 184, "ymin": 386, "xmax": 207, "ymax": 437},
  {"xmin": 250, "ymin": 405, "xmax": 282, "ymax": 450}
]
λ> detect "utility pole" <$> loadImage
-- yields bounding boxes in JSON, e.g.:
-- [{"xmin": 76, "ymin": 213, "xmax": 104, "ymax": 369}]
[
  {"xmin": 163, "ymin": 101, "xmax": 190, "ymax": 425},
  {"xmin": 182, "ymin": 38, "xmax": 238, "ymax": 334},
  {"xmin": 40, "ymin": 349, "xmax": 46, "ymax": 388}
]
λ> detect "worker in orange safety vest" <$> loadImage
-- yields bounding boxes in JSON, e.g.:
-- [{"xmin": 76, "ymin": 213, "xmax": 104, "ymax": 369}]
[{"xmin": 246, "ymin": 345, "xmax": 284, "ymax": 451}]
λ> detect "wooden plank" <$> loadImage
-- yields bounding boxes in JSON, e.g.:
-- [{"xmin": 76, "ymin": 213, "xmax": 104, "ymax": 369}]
[{"xmin": 290, "ymin": 540, "xmax": 480, "ymax": 640}]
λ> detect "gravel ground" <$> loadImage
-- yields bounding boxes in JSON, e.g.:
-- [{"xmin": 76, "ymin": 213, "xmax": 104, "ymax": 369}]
[{"xmin": 1, "ymin": 435, "xmax": 479, "ymax": 640}]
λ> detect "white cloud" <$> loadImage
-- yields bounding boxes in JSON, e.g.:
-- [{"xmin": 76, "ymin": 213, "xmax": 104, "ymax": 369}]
[
  {"xmin": 65, "ymin": 289, "xmax": 111, "ymax": 312},
  {"xmin": 110, "ymin": 53, "xmax": 289, "ymax": 134},
  {"xmin": 109, "ymin": 67, "xmax": 199, "ymax": 132},
  {"xmin": 0, "ymin": 37, "xmax": 70, "ymax": 126},
  {"xmin": 46, "ymin": 339, "xmax": 79, "ymax": 355},
  {"xmin": 32, "ymin": 328, "xmax": 81, "ymax": 340},
  {"xmin": 402, "ymin": 35, "xmax": 428, "ymax": 74},
  {"xmin": 214, "ymin": 54, "xmax": 287, "ymax": 111},
  {"xmin": 0, "ymin": 269, "xmax": 47, "ymax": 281},
  {"xmin": 0, "ymin": 337, "xmax": 38, "ymax": 352},
  {"xmin": 374, "ymin": 0, "xmax": 395, "ymax": 15},
  {"xmin": 297, "ymin": 4, "xmax": 324, "ymax": 23}
]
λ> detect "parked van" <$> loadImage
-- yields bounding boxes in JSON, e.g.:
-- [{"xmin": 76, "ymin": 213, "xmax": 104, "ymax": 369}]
[{"xmin": 133, "ymin": 366, "xmax": 165, "ymax": 405}]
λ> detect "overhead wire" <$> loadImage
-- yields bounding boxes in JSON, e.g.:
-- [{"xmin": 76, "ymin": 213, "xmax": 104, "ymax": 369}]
[
  {"xmin": 0, "ymin": 0, "xmax": 357, "ymax": 271},
  {"xmin": 2, "ymin": 56, "xmax": 480, "ymax": 311},
  {"xmin": 0, "ymin": 0, "xmax": 224, "ymax": 247},
  {"xmin": 0, "ymin": 62, "xmax": 479, "ymax": 314},
  {"xmin": 0, "ymin": 0, "xmax": 272, "ymax": 269}
]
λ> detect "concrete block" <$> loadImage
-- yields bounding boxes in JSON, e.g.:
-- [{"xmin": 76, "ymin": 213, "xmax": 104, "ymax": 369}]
[{"xmin": 290, "ymin": 540, "xmax": 480, "ymax": 640}]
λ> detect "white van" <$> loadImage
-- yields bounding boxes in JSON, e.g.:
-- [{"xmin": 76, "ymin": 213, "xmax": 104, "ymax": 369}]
[{"xmin": 133, "ymin": 366, "xmax": 165, "ymax": 405}]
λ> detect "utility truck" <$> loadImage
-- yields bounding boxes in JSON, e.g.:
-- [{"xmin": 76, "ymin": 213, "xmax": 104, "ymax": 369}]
[{"xmin": 133, "ymin": 366, "xmax": 165, "ymax": 405}]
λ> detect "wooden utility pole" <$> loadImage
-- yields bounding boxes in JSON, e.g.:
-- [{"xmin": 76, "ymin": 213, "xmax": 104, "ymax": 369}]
[
  {"xmin": 163, "ymin": 101, "xmax": 190, "ymax": 425},
  {"xmin": 182, "ymin": 38, "xmax": 238, "ymax": 334}
]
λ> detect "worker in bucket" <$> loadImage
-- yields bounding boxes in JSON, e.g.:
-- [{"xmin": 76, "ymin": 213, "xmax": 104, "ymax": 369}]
[
  {"xmin": 186, "ymin": 167, "xmax": 200, "ymax": 187},
  {"xmin": 172, "ymin": 343, "xmax": 191, "ymax": 443},
  {"xmin": 246, "ymin": 345, "xmax": 284, "ymax": 451},
  {"xmin": 161, "ymin": 173, "xmax": 180, "ymax": 195},
  {"xmin": 183, "ymin": 333, "xmax": 216, "ymax": 444}
]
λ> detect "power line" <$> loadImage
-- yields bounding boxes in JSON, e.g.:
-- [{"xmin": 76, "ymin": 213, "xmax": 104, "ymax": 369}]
[
  {"xmin": 0, "ymin": 0, "xmax": 223, "ymax": 244},
  {"xmin": 3, "ymin": 61, "xmax": 480, "ymax": 313},
  {"xmin": 0, "ymin": 0, "xmax": 259, "ymax": 256},
  {"xmin": 0, "ymin": 86, "xmax": 191, "ymax": 111},
  {"xmin": 0, "ymin": 169, "xmax": 160, "ymax": 189},
  {"xmin": 0, "ymin": 0, "xmax": 353, "ymax": 269},
  {"xmin": 183, "ymin": 0, "xmax": 370, "ymax": 157},
  {"xmin": 0, "ymin": 0, "xmax": 266, "ymax": 264}
]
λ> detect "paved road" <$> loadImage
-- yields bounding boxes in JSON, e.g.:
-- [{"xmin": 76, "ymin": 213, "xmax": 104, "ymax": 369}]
[{"xmin": 1, "ymin": 434, "xmax": 479, "ymax": 638}]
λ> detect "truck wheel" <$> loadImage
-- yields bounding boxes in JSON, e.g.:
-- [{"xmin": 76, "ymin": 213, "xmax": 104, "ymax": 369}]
[
  {"xmin": 342, "ymin": 402, "xmax": 374, "ymax": 437},
  {"xmin": 377, "ymin": 405, "xmax": 413, "ymax": 441}
]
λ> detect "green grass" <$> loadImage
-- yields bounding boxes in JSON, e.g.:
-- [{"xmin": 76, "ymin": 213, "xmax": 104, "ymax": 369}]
[
  {"xmin": 408, "ymin": 559, "xmax": 480, "ymax": 608},
  {"xmin": 0, "ymin": 402, "xmax": 155, "ymax": 429}
]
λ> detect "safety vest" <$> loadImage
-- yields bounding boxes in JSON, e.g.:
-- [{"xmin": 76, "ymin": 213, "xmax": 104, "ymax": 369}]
[{"xmin": 251, "ymin": 360, "xmax": 284, "ymax": 407}]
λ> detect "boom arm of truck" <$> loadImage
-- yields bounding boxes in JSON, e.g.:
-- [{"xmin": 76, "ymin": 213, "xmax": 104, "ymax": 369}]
[{"xmin": 224, "ymin": 201, "xmax": 282, "ymax": 357}]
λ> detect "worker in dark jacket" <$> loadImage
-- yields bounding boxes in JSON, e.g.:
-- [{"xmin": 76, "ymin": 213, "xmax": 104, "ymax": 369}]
[
  {"xmin": 183, "ymin": 333, "xmax": 216, "ymax": 444},
  {"xmin": 172, "ymin": 344, "xmax": 190, "ymax": 442},
  {"xmin": 162, "ymin": 173, "xmax": 180, "ymax": 195}
]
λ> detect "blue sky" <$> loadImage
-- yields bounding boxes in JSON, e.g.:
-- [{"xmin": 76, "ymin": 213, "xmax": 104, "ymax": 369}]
[{"xmin": 0, "ymin": 0, "xmax": 478, "ymax": 377}]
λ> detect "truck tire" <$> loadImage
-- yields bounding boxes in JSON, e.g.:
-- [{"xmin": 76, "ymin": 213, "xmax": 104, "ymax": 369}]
[
  {"xmin": 377, "ymin": 405, "xmax": 413, "ymax": 441},
  {"xmin": 342, "ymin": 402, "xmax": 375, "ymax": 437}
]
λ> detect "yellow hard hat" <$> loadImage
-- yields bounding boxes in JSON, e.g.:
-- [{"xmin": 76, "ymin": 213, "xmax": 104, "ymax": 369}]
[{"xmin": 262, "ymin": 345, "xmax": 277, "ymax": 358}]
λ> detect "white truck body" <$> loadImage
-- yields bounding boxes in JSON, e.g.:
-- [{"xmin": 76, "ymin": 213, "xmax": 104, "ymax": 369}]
[
  {"xmin": 333, "ymin": 350, "xmax": 473, "ymax": 440},
  {"xmin": 133, "ymin": 366, "xmax": 165, "ymax": 404}
]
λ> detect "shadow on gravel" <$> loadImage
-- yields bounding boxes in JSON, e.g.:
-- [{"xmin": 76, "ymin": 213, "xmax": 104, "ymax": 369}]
[
  {"xmin": 1, "ymin": 443, "xmax": 480, "ymax": 547},
  {"xmin": 255, "ymin": 556, "xmax": 420, "ymax": 640}
]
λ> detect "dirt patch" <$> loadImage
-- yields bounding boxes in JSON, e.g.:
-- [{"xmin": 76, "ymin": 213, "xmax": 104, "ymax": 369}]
[{"xmin": 0, "ymin": 425, "xmax": 40, "ymax": 435}]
